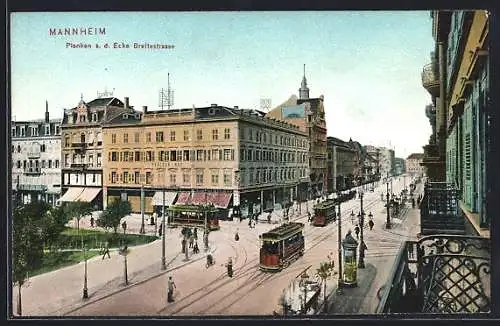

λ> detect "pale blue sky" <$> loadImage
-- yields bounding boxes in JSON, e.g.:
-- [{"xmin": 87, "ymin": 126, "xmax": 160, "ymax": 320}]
[{"xmin": 10, "ymin": 11, "xmax": 435, "ymax": 158}]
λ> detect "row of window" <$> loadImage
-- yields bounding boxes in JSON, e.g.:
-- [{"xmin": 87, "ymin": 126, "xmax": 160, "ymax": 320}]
[
  {"xmin": 63, "ymin": 153, "xmax": 102, "ymax": 167},
  {"xmin": 111, "ymin": 128, "xmax": 232, "ymax": 145},
  {"xmin": 64, "ymin": 173, "xmax": 98, "ymax": 185},
  {"xmin": 12, "ymin": 125, "xmax": 61, "ymax": 138},
  {"xmin": 239, "ymin": 167, "xmax": 306, "ymax": 186},
  {"xmin": 64, "ymin": 133, "xmax": 103, "ymax": 147},
  {"xmin": 108, "ymin": 148, "xmax": 235, "ymax": 162},
  {"xmin": 240, "ymin": 147, "xmax": 307, "ymax": 164},
  {"xmin": 12, "ymin": 143, "xmax": 48, "ymax": 153},
  {"xmin": 14, "ymin": 159, "xmax": 60, "ymax": 169},
  {"xmin": 109, "ymin": 169, "xmax": 232, "ymax": 186},
  {"xmin": 239, "ymin": 127, "xmax": 308, "ymax": 149}
]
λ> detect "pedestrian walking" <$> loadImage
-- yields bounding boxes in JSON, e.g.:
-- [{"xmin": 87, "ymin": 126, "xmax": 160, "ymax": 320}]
[
  {"xmin": 90, "ymin": 217, "xmax": 95, "ymax": 227},
  {"xmin": 158, "ymin": 223, "xmax": 163, "ymax": 237},
  {"xmin": 226, "ymin": 257, "xmax": 233, "ymax": 277},
  {"xmin": 354, "ymin": 225, "xmax": 360, "ymax": 239},
  {"xmin": 350, "ymin": 210, "xmax": 355, "ymax": 224},
  {"xmin": 167, "ymin": 276, "xmax": 176, "ymax": 302},
  {"xmin": 267, "ymin": 213, "xmax": 272, "ymax": 224},
  {"xmin": 307, "ymin": 211, "xmax": 312, "ymax": 223},
  {"xmin": 193, "ymin": 241, "xmax": 199, "ymax": 254},
  {"xmin": 121, "ymin": 221, "xmax": 127, "ymax": 234},
  {"xmin": 102, "ymin": 241, "xmax": 111, "ymax": 259},
  {"xmin": 193, "ymin": 228, "xmax": 198, "ymax": 240},
  {"xmin": 189, "ymin": 235, "xmax": 194, "ymax": 248},
  {"xmin": 368, "ymin": 219, "xmax": 374, "ymax": 231},
  {"xmin": 235, "ymin": 230, "xmax": 240, "ymax": 241}
]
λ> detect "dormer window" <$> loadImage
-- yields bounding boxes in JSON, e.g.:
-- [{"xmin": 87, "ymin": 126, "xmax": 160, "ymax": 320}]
[
  {"xmin": 92, "ymin": 113, "xmax": 98, "ymax": 122},
  {"xmin": 79, "ymin": 115, "xmax": 86, "ymax": 123},
  {"xmin": 45, "ymin": 125, "xmax": 50, "ymax": 135},
  {"xmin": 123, "ymin": 114, "xmax": 128, "ymax": 119},
  {"xmin": 135, "ymin": 113, "xmax": 141, "ymax": 119}
]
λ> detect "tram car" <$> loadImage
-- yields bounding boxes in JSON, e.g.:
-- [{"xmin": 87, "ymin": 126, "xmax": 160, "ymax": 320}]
[
  {"xmin": 167, "ymin": 205, "xmax": 220, "ymax": 231},
  {"xmin": 259, "ymin": 222, "xmax": 305, "ymax": 272},
  {"xmin": 312, "ymin": 200, "xmax": 337, "ymax": 226}
]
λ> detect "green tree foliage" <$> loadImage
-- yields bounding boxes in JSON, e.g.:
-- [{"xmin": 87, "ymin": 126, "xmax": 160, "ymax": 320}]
[
  {"xmin": 40, "ymin": 206, "xmax": 70, "ymax": 251},
  {"xmin": 12, "ymin": 201, "xmax": 46, "ymax": 315},
  {"xmin": 63, "ymin": 201, "xmax": 93, "ymax": 230},
  {"xmin": 99, "ymin": 199, "xmax": 132, "ymax": 234},
  {"xmin": 316, "ymin": 261, "xmax": 334, "ymax": 313}
]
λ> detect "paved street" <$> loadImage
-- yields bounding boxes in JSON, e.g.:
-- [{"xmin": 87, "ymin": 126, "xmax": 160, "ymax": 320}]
[
  {"xmin": 13, "ymin": 176, "xmax": 421, "ymax": 317},
  {"xmin": 62, "ymin": 177, "xmax": 418, "ymax": 316}
]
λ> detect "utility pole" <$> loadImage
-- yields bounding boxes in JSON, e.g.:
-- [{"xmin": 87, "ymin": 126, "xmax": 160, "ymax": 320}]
[
  {"xmin": 161, "ymin": 188, "xmax": 166, "ymax": 270},
  {"xmin": 336, "ymin": 199, "xmax": 343, "ymax": 295},
  {"xmin": 140, "ymin": 184, "xmax": 145, "ymax": 234},
  {"xmin": 386, "ymin": 172, "xmax": 391, "ymax": 229},
  {"xmin": 358, "ymin": 191, "xmax": 365, "ymax": 268}
]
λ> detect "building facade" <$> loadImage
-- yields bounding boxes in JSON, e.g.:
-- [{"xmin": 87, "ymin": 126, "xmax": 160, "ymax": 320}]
[
  {"xmin": 102, "ymin": 105, "xmax": 309, "ymax": 217},
  {"xmin": 406, "ymin": 153, "xmax": 425, "ymax": 175},
  {"xmin": 378, "ymin": 147, "xmax": 395, "ymax": 178},
  {"xmin": 423, "ymin": 10, "xmax": 490, "ymax": 235},
  {"xmin": 59, "ymin": 96, "xmax": 137, "ymax": 209},
  {"xmin": 394, "ymin": 157, "xmax": 405, "ymax": 176},
  {"xmin": 327, "ymin": 136, "xmax": 357, "ymax": 193},
  {"xmin": 11, "ymin": 103, "xmax": 62, "ymax": 206},
  {"xmin": 266, "ymin": 67, "xmax": 327, "ymax": 198}
]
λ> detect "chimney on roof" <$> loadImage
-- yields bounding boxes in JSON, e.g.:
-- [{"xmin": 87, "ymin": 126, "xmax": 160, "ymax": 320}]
[
  {"xmin": 143, "ymin": 106, "xmax": 148, "ymax": 113},
  {"xmin": 211, "ymin": 104, "xmax": 217, "ymax": 107},
  {"xmin": 125, "ymin": 97, "xmax": 129, "ymax": 109},
  {"xmin": 45, "ymin": 100, "xmax": 49, "ymax": 123}
]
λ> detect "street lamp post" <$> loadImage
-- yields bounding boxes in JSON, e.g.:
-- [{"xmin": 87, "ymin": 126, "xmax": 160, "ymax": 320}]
[
  {"xmin": 336, "ymin": 198, "xmax": 343, "ymax": 295},
  {"xmin": 358, "ymin": 190, "xmax": 365, "ymax": 269},
  {"xmin": 161, "ymin": 189, "xmax": 166, "ymax": 270},
  {"xmin": 386, "ymin": 175, "xmax": 391, "ymax": 229},
  {"xmin": 140, "ymin": 184, "xmax": 145, "ymax": 234},
  {"xmin": 80, "ymin": 232, "xmax": 88, "ymax": 299}
]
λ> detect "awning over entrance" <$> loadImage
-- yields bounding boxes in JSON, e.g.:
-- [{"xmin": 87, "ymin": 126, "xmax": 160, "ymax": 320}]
[
  {"xmin": 175, "ymin": 192, "xmax": 191, "ymax": 205},
  {"xmin": 58, "ymin": 187, "xmax": 85, "ymax": 202},
  {"xmin": 75, "ymin": 188, "xmax": 101, "ymax": 202},
  {"xmin": 207, "ymin": 192, "xmax": 232, "ymax": 208},
  {"xmin": 152, "ymin": 191, "xmax": 177, "ymax": 206}
]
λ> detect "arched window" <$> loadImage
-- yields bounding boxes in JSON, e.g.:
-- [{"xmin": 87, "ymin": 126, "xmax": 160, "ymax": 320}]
[{"xmin": 17, "ymin": 145, "xmax": 21, "ymax": 152}]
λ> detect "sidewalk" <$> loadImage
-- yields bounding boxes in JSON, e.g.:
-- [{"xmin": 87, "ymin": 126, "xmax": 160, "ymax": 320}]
[
  {"xmin": 12, "ymin": 226, "xmax": 218, "ymax": 316},
  {"xmin": 321, "ymin": 183, "xmax": 422, "ymax": 314}
]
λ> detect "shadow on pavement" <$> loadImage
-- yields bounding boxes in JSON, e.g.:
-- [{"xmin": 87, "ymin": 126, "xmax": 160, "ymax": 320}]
[{"xmin": 325, "ymin": 263, "xmax": 377, "ymax": 314}]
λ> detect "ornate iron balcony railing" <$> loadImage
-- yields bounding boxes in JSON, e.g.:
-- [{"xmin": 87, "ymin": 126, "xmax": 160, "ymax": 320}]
[
  {"xmin": 27, "ymin": 151, "xmax": 41, "ymax": 158},
  {"xmin": 377, "ymin": 235, "xmax": 490, "ymax": 314},
  {"xmin": 420, "ymin": 182, "xmax": 464, "ymax": 235},
  {"xmin": 422, "ymin": 62, "xmax": 440, "ymax": 97}
]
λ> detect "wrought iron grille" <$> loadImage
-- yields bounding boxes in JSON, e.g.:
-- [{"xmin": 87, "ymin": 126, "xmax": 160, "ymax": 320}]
[{"xmin": 377, "ymin": 235, "xmax": 490, "ymax": 314}]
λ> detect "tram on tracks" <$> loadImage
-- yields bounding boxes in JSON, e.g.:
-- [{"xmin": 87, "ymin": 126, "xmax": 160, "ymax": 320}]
[
  {"xmin": 313, "ymin": 200, "xmax": 337, "ymax": 226},
  {"xmin": 167, "ymin": 205, "xmax": 220, "ymax": 231},
  {"xmin": 259, "ymin": 222, "xmax": 305, "ymax": 272}
]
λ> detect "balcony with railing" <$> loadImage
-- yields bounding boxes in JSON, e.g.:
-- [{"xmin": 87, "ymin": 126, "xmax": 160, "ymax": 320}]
[
  {"xmin": 71, "ymin": 141, "xmax": 87, "ymax": 150},
  {"xmin": 27, "ymin": 151, "xmax": 41, "ymax": 159},
  {"xmin": 24, "ymin": 167, "xmax": 42, "ymax": 175},
  {"xmin": 70, "ymin": 163, "xmax": 88, "ymax": 170},
  {"xmin": 420, "ymin": 182, "xmax": 465, "ymax": 236},
  {"xmin": 376, "ymin": 235, "xmax": 490, "ymax": 314},
  {"xmin": 422, "ymin": 62, "xmax": 440, "ymax": 97}
]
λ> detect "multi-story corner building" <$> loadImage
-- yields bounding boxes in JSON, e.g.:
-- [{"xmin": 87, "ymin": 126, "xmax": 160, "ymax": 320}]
[
  {"xmin": 422, "ymin": 10, "xmax": 490, "ymax": 235},
  {"xmin": 266, "ymin": 66, "xmax": 327, "ymax": 198},
  {"xmin": 102, "ymin": 105, "xmax": 309, "ymax": 217},
  {"xmin": 58, "ymin": 96, "xmax": 137, "ymax": 209},
  {"xmin": 406, "ymin": 153, "xmax": 425, "ymax": 175},
  {"xmin": 327, "ymin": 136, "xmax": 357, "ymax": 193},
  {"xmin": 11, "ymin": 103, "xmax": 62, "ymax": 205}
]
